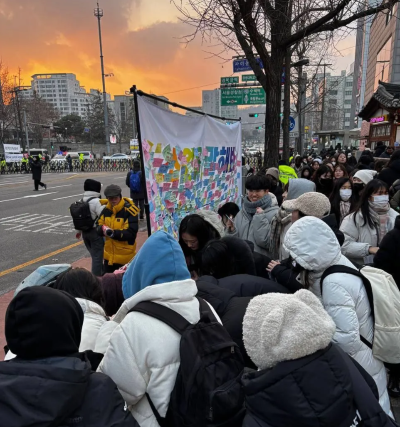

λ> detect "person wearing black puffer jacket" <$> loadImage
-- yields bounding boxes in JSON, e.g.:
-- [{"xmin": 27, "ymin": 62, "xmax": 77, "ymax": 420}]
[
  {"xmin": 200, "ymin": 238, "xmax": 288, "ymax": 297},
  {"xmin": 241, "ymin": 291, "xmax": 398, "ymax": 427},
  {"xmin": 374, "ymin": 215, "xmax": 400, "ymax": 287},
  {"xmin": 196, "ymin": 278, "xmax": 255, "ymax": 368},
  {"xmin": 378, "ymin": 150, "xmax": 400, "ymax": 188},
  {"xmin": 0, "ymin": 286, "xmax": 137, "ymax": 427}
]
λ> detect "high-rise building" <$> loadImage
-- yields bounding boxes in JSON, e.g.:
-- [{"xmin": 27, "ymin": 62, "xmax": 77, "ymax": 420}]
[
  {"xmin": 308, "ymin": 70, "xmax": 355, "ymax": 131},
  {"xmin": 362, "ymin": 3, "xmax": 399, "ymax": 106},
  {"xmin": 185, "ymin": 107, "xmax": 203, "ymax": 118},
  {"xmin": 202, "ymin": 89, "xmax": 238, "ymax": 120}
]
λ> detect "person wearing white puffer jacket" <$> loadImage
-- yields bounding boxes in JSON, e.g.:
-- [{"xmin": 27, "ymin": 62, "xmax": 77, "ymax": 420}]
[
  {"xmin": 283, "ymin": 216, "xmax": 392, "ymax": 416},
  {"xmin": 52, "ymin": 268, "xmax": 109, "ymax": 352},
  {"xmin": 96, "ymin": 231, "xmax": 221, "ymax": 427}
]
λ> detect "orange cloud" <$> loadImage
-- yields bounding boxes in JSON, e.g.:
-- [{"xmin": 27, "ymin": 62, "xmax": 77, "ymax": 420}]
[{"xmin": 0, "ymin": 0, "xmax": 226, "ymax": 106}]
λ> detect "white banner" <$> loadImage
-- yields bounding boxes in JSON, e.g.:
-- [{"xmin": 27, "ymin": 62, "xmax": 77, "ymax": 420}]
[
  {"xmin": 137, "ymin": 95, "xmax": 242, "ymax": 236},
  {"xmin": 3, "ymin": 144, "xmax": 21, "ymax": 153},
  {"xmin": 5, "ymin": 153, "xmax": 23, "ymax": 162}
]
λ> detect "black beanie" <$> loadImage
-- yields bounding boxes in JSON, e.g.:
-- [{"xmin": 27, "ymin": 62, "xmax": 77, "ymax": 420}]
[
  {"xmin": 5, "ymin": 286, "xmax": 84, "ymax": 360},
  {"xmin": 84, "ymin": 179, "xmax": 101, "ymax": 193}
]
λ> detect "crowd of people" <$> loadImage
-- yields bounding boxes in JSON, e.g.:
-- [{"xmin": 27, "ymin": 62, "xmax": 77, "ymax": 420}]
[{"xmin": 3, "ymin": 144, "xmax": 400, "ymax": 426}]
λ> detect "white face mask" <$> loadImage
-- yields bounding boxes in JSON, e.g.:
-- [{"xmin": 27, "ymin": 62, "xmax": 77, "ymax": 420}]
[
  {"xmin": 340, "ymin": 189, "xmax": 352, "ymax": 201},
  {"xmin": 332, "ymin": 162, "xmax": 336, "ymax": 166},
  {"xmin": 373, "ymin": 195, "xmax": 389, "ymax": 205}
]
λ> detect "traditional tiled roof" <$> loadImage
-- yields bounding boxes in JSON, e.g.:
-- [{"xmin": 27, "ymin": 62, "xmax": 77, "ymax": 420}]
[{"xmin": 358, "ymin": 81, "xmax": 400, "ymax": 119}]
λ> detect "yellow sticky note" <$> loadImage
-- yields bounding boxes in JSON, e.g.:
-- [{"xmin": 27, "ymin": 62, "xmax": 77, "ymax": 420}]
[
  {"xmin": 155, "ymin": 143, "xmax": 162, "ymax": 154},
  {"xmin": 156, "ymin": 173, "xmax": 164, "ymax": 184}
]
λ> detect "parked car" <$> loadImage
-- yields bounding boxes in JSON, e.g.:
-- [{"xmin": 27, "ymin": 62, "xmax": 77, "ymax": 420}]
[{"xmin": 102, "ymin": 153, "xmax": 130, "ymax": 160}]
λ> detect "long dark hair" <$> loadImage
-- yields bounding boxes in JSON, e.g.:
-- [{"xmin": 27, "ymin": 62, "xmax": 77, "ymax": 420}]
[
  {"xmin": 329, "ymin": 177, "xmax": 354, "ymax": 224},
  {"xmin": 53, "ymin": 268, "xmax": 104, "ymax": 308},
  {"xmin": 350, "ymin": 179, "xmax": 389, "ymax": 228},
  {"xmin": 178, "ymin": 214, "xmax": 221, "ymax": 257},
  {"xmin": 312, "ymin": 164, "xmax": 332, "ymax": 182},
  {"xmin": 201, "ymin": 240, "xmax": 235, "ymax": 278},
  {"xmin": 388, "ymin": 149, "xmax": 400, "ymax": 168}
]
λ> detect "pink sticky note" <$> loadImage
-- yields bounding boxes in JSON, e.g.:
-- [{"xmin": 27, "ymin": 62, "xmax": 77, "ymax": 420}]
[
  {"xmin": 144, "ymin": 151, "xmax": 150, "ymax": 162},
  {"xmin": 171, "ymin": 180, "xmax": 179, "ymax": 189},
  {"xmin": 163, "ymin": 183, "xmax": 171, "ymax": 191},
  {"xmin": 165, "ymin": 200, "xmax": 174, "ymax": 209},
  {"xmin": 202, "ymin": 147, "xmax": 209, "ymax": 156},
  {"xmin": 181, "ymin": 156, "xmax": 187, "ymax": 166},
  {"xmin": 152, "ymin": 182, "xmax": 158, "ymax": 193},
  {"xmin": 212, "ymin": 182, "xmax": 216, "ymax": 189},
  {"xmin": 153, "ymin": 158, "xmax": 163, "ymax": 168},
  {"xmin": 142, "ymin": 140, "xmax": 150, "ymax": 153}
]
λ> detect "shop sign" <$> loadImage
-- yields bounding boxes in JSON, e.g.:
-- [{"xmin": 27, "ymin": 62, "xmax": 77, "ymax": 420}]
[{"xmin": 370, "ymin": 115, "xmax": 389, "ymax": 123}]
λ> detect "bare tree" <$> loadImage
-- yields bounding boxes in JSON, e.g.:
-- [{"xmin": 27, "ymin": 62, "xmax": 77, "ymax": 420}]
[
  {"xmin": 0, "ymin": 62, "xmax": 18, "ymax": 144},
  {"xmin": 173, "ymin": 0, "xmax": 398, "ymax": 166}
]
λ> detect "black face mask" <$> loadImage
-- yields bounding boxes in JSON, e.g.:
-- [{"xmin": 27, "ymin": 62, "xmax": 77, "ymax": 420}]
[
  {"xmin": 320, "ymin": 178, "xmax": 333, "ymax": 190},
  {"xmin": 353, "ymin": 183, "xmax": 364, "ymax": 193}
]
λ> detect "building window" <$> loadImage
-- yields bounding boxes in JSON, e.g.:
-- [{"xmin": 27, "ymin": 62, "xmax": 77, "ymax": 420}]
[
  {"xmin": 329, "ymin": 90, "xmax": 338, "ymax": 95},
  {"xmin": 374, "ymin": 37, "xmax": 392, "ymax": 91},
  {"xmin": 345, "ymin": 91, "xmax": 352, "ymax": 96},
  {"xmin": 371, "ymin": 124, "xmax": 391, "ymax": 137},
  {"xmin": 345, "ymin": 100, "xmax": 351, "ymax": 104}
]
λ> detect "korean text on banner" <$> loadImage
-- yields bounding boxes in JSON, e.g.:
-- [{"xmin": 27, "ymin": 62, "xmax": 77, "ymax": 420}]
[
  {"xmin": 3, "ymin": 144, "xmax": 21, "ymax": 153},
  {"xmin": 137, "ymin": 96, "xmax": 242, "ymax": 236},
  {"xmin": 5, "ymin": 153, "xmax": 24, "ymax": 162}
]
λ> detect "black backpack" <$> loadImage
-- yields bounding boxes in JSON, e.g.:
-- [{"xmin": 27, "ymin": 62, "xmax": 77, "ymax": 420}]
[
  {"xmin": 130, "ymin": 297, "xmax": 245, "ymax": 427},
  {"xmin": 70, "ymin": 197, "xmax": 96, "ymax": 231}
]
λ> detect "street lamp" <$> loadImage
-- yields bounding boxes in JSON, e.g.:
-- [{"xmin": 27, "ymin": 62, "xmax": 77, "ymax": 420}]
[{"xmin": 94, "ymin": 3, "xmax": 110, "ymax": 155}]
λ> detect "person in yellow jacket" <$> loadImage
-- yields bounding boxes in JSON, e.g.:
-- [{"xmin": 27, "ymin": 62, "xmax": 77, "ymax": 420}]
[{"xmin": 97, "ymin": 184, "xmax": 140, "ymax": 273}]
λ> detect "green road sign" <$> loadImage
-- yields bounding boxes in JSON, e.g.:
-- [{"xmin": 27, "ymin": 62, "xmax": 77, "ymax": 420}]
[
  {"xmin": 242, "ymin": 74, "xmax": 257, "ymax": 82},
  {"xmin": 221, "ymin": 87, "xmax": 266, "ymax": 106},
  {"xmin": 221, "ymin": 76, "xmax": 239, "ymax": 84}
]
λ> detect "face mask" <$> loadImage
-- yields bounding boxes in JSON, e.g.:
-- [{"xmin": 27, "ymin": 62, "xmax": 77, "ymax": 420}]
[
  {"xmin": 353, "ymin": 183, "xmax": 364, "ymax": 193},
  {"xmin": 340, "ymin": 189, "xmax": 352, "ymax": 201},
  {"xmin": 373, "ymin": 195, "xmax": 389, "ymax": 205},
  {"xmin": 332, "ymin": 162, "xmax": 336, "ymax": 166},
  {"xmin": 320, "ymin": 178, "xmax": 333, "ymax": 189}
]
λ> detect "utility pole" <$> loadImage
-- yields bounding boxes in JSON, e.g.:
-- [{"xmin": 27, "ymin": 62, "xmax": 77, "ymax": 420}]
[
  {"xmin": 320, "ymin": 63, "xmax": 332, "ymax": 132},
  {"xmin": 23, "ymin": 110, "xmax": 30, "ymax": 155},
  {"xmin": 94, "ymin": 3, "xmax": 110, "ymax": 155}
]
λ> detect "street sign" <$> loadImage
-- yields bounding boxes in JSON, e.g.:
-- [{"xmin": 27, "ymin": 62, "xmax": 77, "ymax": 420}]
[
  {"xmin": 221, "ymin": 87, "xmax": 266, "ymax": 106},
  {"xmin": 242, "ymin": 74, "xmax": 257, "ymax": 82},
  {"xmin": 221, "ymin": 76, "xmax": 239, "ymax": 84},
  {"xmin": 233, "ymin": 58, "xmax": 264, "ymax": 73},
  {"xmin": 110, "ymin": 135, "xmax": 117, "ymax": 144},
  {"xmin": 289, "ymin": 116, "xmax": 296, "ymax": 131},
  {"xmin": 84, "ymin": 127, "xmax": 90, "ymax": 133}
]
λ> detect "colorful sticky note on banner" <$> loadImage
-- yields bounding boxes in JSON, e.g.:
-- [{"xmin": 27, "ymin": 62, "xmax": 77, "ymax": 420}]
[
  {"xmin": 142, "ymin": 140, "xmax": 150, "ymax": 153},
  {"xmin": 144, "ymin": 151, "xmax": 150, "ymax": 162},
  {"xmin": 162, "ymin": 144, "xmax": 173, "ymax": 162},
  {"xmin": 165, "ymin": 200, "xmax": 174, "ymax": 210},
  {"xmin": 202, "ymin": 147, "xmax": 209, "ymax": 156},
  {"xmin": 156, "ymin": 173, "xmax": 164, "ymax": 184},
  {"xmin": 171, "ymin": 180, "xmax": 178, "ymax": 189},
  {"xmin": 152, "ymin": 181, "xmax": 158, "ymax": 193},
  {"xmin": 158, "ymin": 165, "xmax": 169, "ymax": 174},
  {"xmin": 163, "ymin": 182, "xmax": 171, "ymax": 191},
  {"xmin": 172, "ymin": 170, "xmax": 180, "ymax": 181},
  {"xmin": 155, "ymin": 143, "xmax": 162, "ymax": 154},
  {"xmin": 153, "ymin": 158, "xmax": 163, "ymax": 168},
  {"xmin": 181, "ymin": 156, "xmax": 187, "ymax": 166}
]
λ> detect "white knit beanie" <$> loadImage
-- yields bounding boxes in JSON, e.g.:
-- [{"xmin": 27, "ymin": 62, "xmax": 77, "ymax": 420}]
[
  {"xmin": 354, "ymin": 169, "xmax": 377, "ymax": 185},
  {"xmin": 243, "ymin": 290, "xmax": 336, "ymax": 370}
]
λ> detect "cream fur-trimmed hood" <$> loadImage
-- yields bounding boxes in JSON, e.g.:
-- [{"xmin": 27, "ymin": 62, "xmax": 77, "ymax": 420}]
[{"xmin": 243, "ymin": 289, "xmax": 335, "ymax": 370}]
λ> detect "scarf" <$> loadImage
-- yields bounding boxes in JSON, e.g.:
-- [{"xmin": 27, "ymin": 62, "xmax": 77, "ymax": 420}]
[
  {"xmin": 369, "ymin": 201, "xmax": 390, "ymax": 243},
  {"xmin": 243, "ymin": 194, "xmax": 272, "ymax": 215},
  {"xmin": 269, "ymin": 207, "xmax": 292, "ymax": 259},
  {"xmin": 339, "ymin": 201, "xmax": 351, "ymax": 224}
]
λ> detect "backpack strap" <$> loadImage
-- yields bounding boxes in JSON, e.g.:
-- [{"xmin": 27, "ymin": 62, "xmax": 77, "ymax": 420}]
[
  {"xmin": 129, "ymin": 301, "xmax": 190, "ymax": 335},
  {"xmin": 321, "ymin": 265, "xmax": 374, "ymax": 348},
  {"xmin": 197, "ymin": 297, "xmax": 218, "ymax": 322}
]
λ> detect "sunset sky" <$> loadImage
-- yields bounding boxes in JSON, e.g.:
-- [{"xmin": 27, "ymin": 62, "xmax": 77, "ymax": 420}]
[{"xmin": 0, "ymin": 0, "xmax": 356, "ymax": 106}]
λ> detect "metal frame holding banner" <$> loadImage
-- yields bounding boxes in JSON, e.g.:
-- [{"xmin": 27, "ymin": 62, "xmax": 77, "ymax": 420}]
[{"xmin": 134, "ymin": 91, "xmax": 242, "ymax": 237}]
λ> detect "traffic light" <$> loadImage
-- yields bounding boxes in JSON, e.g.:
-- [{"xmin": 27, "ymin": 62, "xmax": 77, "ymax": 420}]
[{"xmin": 249, "ymin": 113, "xmax": 259, "ymax": 118}]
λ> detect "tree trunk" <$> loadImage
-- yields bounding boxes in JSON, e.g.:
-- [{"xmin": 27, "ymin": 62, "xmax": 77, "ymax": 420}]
[
  {"xmin": 263, "ymin": 49, "xmax": 285, "ymax": 168},
  {"xmin": 282, "ymin": 47, "xmax": 291, "ymax": 163}
]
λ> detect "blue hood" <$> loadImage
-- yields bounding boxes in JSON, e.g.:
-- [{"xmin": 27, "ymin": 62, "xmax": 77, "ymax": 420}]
[{"xmin": 122, "ymin": 231, "xmax": 191, "ymax": 299}]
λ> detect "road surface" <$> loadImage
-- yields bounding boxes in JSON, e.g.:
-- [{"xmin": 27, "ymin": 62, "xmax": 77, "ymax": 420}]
[{"xmin": 0, "ymin": 171, "xmax": 137, "ymax": 294}]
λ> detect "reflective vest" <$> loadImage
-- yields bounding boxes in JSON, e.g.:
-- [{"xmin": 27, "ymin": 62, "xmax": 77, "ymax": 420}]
[{"xmin": 278, "ymin": 165, "xmax": 298, "ymax": 185}]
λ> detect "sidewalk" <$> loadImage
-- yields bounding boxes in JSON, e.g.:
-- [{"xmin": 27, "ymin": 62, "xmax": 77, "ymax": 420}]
[{"xmin": 0, "ymin": 230, "xmax": 148, "ymax": 359}]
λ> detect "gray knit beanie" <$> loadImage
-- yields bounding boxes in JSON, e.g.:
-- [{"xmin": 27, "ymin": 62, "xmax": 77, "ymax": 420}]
[{"xmin": 243, "ymin": 290, "xmax": 336, "ymax": 370}]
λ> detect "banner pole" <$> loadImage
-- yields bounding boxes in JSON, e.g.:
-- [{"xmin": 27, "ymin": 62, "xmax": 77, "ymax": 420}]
[{"xmin": 132, "ymin": 85, "xmax": 151, "ymax": 237}]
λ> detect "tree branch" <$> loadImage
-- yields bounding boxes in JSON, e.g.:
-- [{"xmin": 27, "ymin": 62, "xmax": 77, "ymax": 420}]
[
  {"xmin": 291, "ymin": 7, "xmax": 331, "ymax": 25},
  {"xmin": 284, "ymin": 0, "xmax": 398, "ymax": 47}
]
